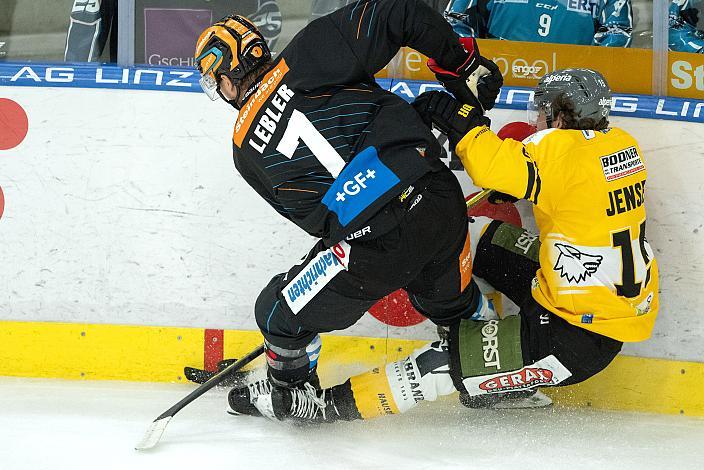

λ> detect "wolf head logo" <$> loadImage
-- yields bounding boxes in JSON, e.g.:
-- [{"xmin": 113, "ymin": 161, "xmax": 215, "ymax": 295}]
[{"xmin": 553, "ymin": 243, "xmax": 603, "ymax": 283}]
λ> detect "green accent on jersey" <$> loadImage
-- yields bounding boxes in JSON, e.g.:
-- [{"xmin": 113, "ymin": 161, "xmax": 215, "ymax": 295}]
[
  {"xmin": 491, "ymin": 223, "xmax": 540, "ymax": 262},
  {"xmin": 457, "ymin": 316, "xmax": 523, "ymax": 378}
]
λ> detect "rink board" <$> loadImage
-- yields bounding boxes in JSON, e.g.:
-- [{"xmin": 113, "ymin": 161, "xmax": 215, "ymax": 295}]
[
  {"xmin": 1, "ymin": 66, "xmax": 704, "ymax": 418},
  {"xmin": 1, "ymin": 320, "xmax": 703, "ymax": 417},
  {"xmin": 1, "ymin": 83, "xmax": 702, "ymax": 362}
]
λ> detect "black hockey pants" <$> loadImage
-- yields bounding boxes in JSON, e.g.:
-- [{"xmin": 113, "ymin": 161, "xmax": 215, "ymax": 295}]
[
  {"xmin": 471, "ymin": 219, "xmax": 623, "ymax": 386},
  {"xmin": 254, "ymin": 168, "xmax": 481, "ymax": 380}
]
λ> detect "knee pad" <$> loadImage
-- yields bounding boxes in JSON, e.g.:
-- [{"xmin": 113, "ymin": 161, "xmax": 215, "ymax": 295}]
[
  {"xmin": 472, "ymin": 217, "xmax": 540, "ymax": 264},
  {"xmin": 448, "ymin": 317, "xmax": 572, "ymax": 397},
  {"xmin": 264, "ymin": 334, "xmax": 322, "ymax": 388}
]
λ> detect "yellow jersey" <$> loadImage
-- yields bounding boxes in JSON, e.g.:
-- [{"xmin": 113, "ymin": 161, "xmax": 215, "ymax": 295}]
[{"xmin": 456, "ymin": 126, "xmax": 659, "ymax": 342}]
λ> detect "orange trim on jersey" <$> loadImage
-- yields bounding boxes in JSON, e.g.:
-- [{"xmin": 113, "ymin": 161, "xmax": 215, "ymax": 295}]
[
  {"xmin": 459, "ymin": 232, "xmax": 473, "ymax": 292},
  {"xmin": 233, "ymin": 59, "xmax": 290, "ymax": 147},
  {"xmin": 356, "ymin": 2, "xmax": 369, "ymax": 39}
]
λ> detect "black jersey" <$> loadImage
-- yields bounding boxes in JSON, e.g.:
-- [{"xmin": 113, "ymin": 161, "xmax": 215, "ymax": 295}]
[{"xmin": 231, "ymin": 0, "xmax": 471, "ymax": 245}]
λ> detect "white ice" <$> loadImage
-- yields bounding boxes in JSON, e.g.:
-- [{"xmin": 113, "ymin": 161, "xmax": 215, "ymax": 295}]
[{"xmin": 1, "ymin": 377, "xmax": 702, "ymax": 470}]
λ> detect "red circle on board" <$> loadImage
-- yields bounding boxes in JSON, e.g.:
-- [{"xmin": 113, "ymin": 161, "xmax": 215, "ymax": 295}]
[
  {"xmin": 497, "ymin": 121, "xmax": 536, "ymax": 142},
  {"xmin": 0, "ymin": 186, "xmax": 4, "ymax": 220},
  {"xmin": 0, "ymin": 98, "xmax": 29, "ymax": 151}
]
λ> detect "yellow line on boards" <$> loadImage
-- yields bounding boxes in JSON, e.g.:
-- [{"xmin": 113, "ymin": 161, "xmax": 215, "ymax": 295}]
[
  {"xmin": 0, "ymin": 320, "xmax": 702, "ymax": 416},
  {"xmin": 0, "ymin": 321, "xmax": 202, "ymax": 382},
  {"xmin": 543, "ymin": 355, "xmax": 704, "ymax": 416}
]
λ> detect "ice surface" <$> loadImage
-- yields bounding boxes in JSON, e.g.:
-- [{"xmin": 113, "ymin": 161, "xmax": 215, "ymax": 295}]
[{"xmin": 1, "ymin": 377, "xmax": 702, "ymax": 470}]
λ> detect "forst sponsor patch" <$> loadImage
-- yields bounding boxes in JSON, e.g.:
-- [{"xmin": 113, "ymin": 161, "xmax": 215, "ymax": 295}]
[
  {"xmin": 284, "ymin": 241, "xmax": 351, "ymax": 315},
  {"xmin": 455, "ymin": 315, "xmax": 523, "ymax": 379},
  {"xmin": 600, "ymin": 146, "xmax": 645, "ymax": 182}
]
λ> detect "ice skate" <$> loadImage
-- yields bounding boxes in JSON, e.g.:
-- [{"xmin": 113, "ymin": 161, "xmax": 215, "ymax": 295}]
[{"xmin": 253, "ymin": 382, "xmax": 341, "ymax": 424}]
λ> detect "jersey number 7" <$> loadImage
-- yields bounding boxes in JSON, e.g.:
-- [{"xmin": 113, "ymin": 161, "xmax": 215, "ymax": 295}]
[{"xmin": 277, "ymin": 110, "xmax": 346, "ymax": 177}]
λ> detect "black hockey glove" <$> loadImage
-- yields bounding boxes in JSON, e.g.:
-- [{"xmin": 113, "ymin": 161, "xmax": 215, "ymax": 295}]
[
  {"xmin": 413, "ymin": 91, "xmax": 490, "ymax": 149},
  {"xmin": 473, "ymin": 57, "xmax": 503, "ymax": 111},
  {"xmin": 487, "ymin": 191, "xmax": 519, "ymax": 205},
  {"xmin": 427, "ymin": 38, "xmax": 503, "ymax": 111}
]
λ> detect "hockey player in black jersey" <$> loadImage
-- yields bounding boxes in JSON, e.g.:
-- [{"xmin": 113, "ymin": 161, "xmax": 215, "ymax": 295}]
[{"xmin": 193, "ymin": 0, "xmax": 502, "ymax": 422}]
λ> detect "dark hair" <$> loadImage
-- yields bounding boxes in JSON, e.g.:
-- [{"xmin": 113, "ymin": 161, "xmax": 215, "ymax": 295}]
[
  {"xmin": 233, "ymin": 58, "xmax": 275, "ymax": 104},
  {"xmin": 551, "ymin": 93, "xmax": 609, "ymax": 131}
]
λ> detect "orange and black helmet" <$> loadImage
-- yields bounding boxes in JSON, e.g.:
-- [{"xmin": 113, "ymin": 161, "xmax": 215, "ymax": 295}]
[{"xmin": 194, "ymin": 15, "xmax": 271, "ymax": 100}]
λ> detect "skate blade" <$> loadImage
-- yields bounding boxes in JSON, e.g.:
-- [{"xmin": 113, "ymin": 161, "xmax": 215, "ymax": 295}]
[{"xmin": 490, "ymin": 390, "xmax": 553, "ymax": 410}]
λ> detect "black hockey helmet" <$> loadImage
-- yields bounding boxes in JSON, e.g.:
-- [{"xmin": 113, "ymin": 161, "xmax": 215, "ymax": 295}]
[{"xmin": 194, "ymin": 15, "xmax": 271, "ymax": 101}]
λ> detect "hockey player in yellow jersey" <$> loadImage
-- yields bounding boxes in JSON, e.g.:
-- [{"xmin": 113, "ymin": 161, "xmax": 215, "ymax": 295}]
[
  {"xmin": 225, "ymin": 69, "xmax": 660, "ymax": 423},
  {"xmin": 450, "ymin": 68, "xmax": 659, "ymax": 343}
]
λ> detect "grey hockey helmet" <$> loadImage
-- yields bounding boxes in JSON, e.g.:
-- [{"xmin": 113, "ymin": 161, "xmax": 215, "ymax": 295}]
[{"xmin": 528, "ymin": 68, "xmax": 612, "ymax": 128}]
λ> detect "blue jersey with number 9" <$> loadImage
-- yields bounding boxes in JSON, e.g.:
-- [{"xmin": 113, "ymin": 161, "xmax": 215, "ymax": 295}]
[{"xmin": 445, "ymin": 0, "xmax": 632, "ymax": 47}]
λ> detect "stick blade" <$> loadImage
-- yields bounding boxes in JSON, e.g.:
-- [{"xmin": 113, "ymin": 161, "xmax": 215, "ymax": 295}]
[{"xmin": 135, "ymin": 416, "xmax": 172, "ymax": 451}]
